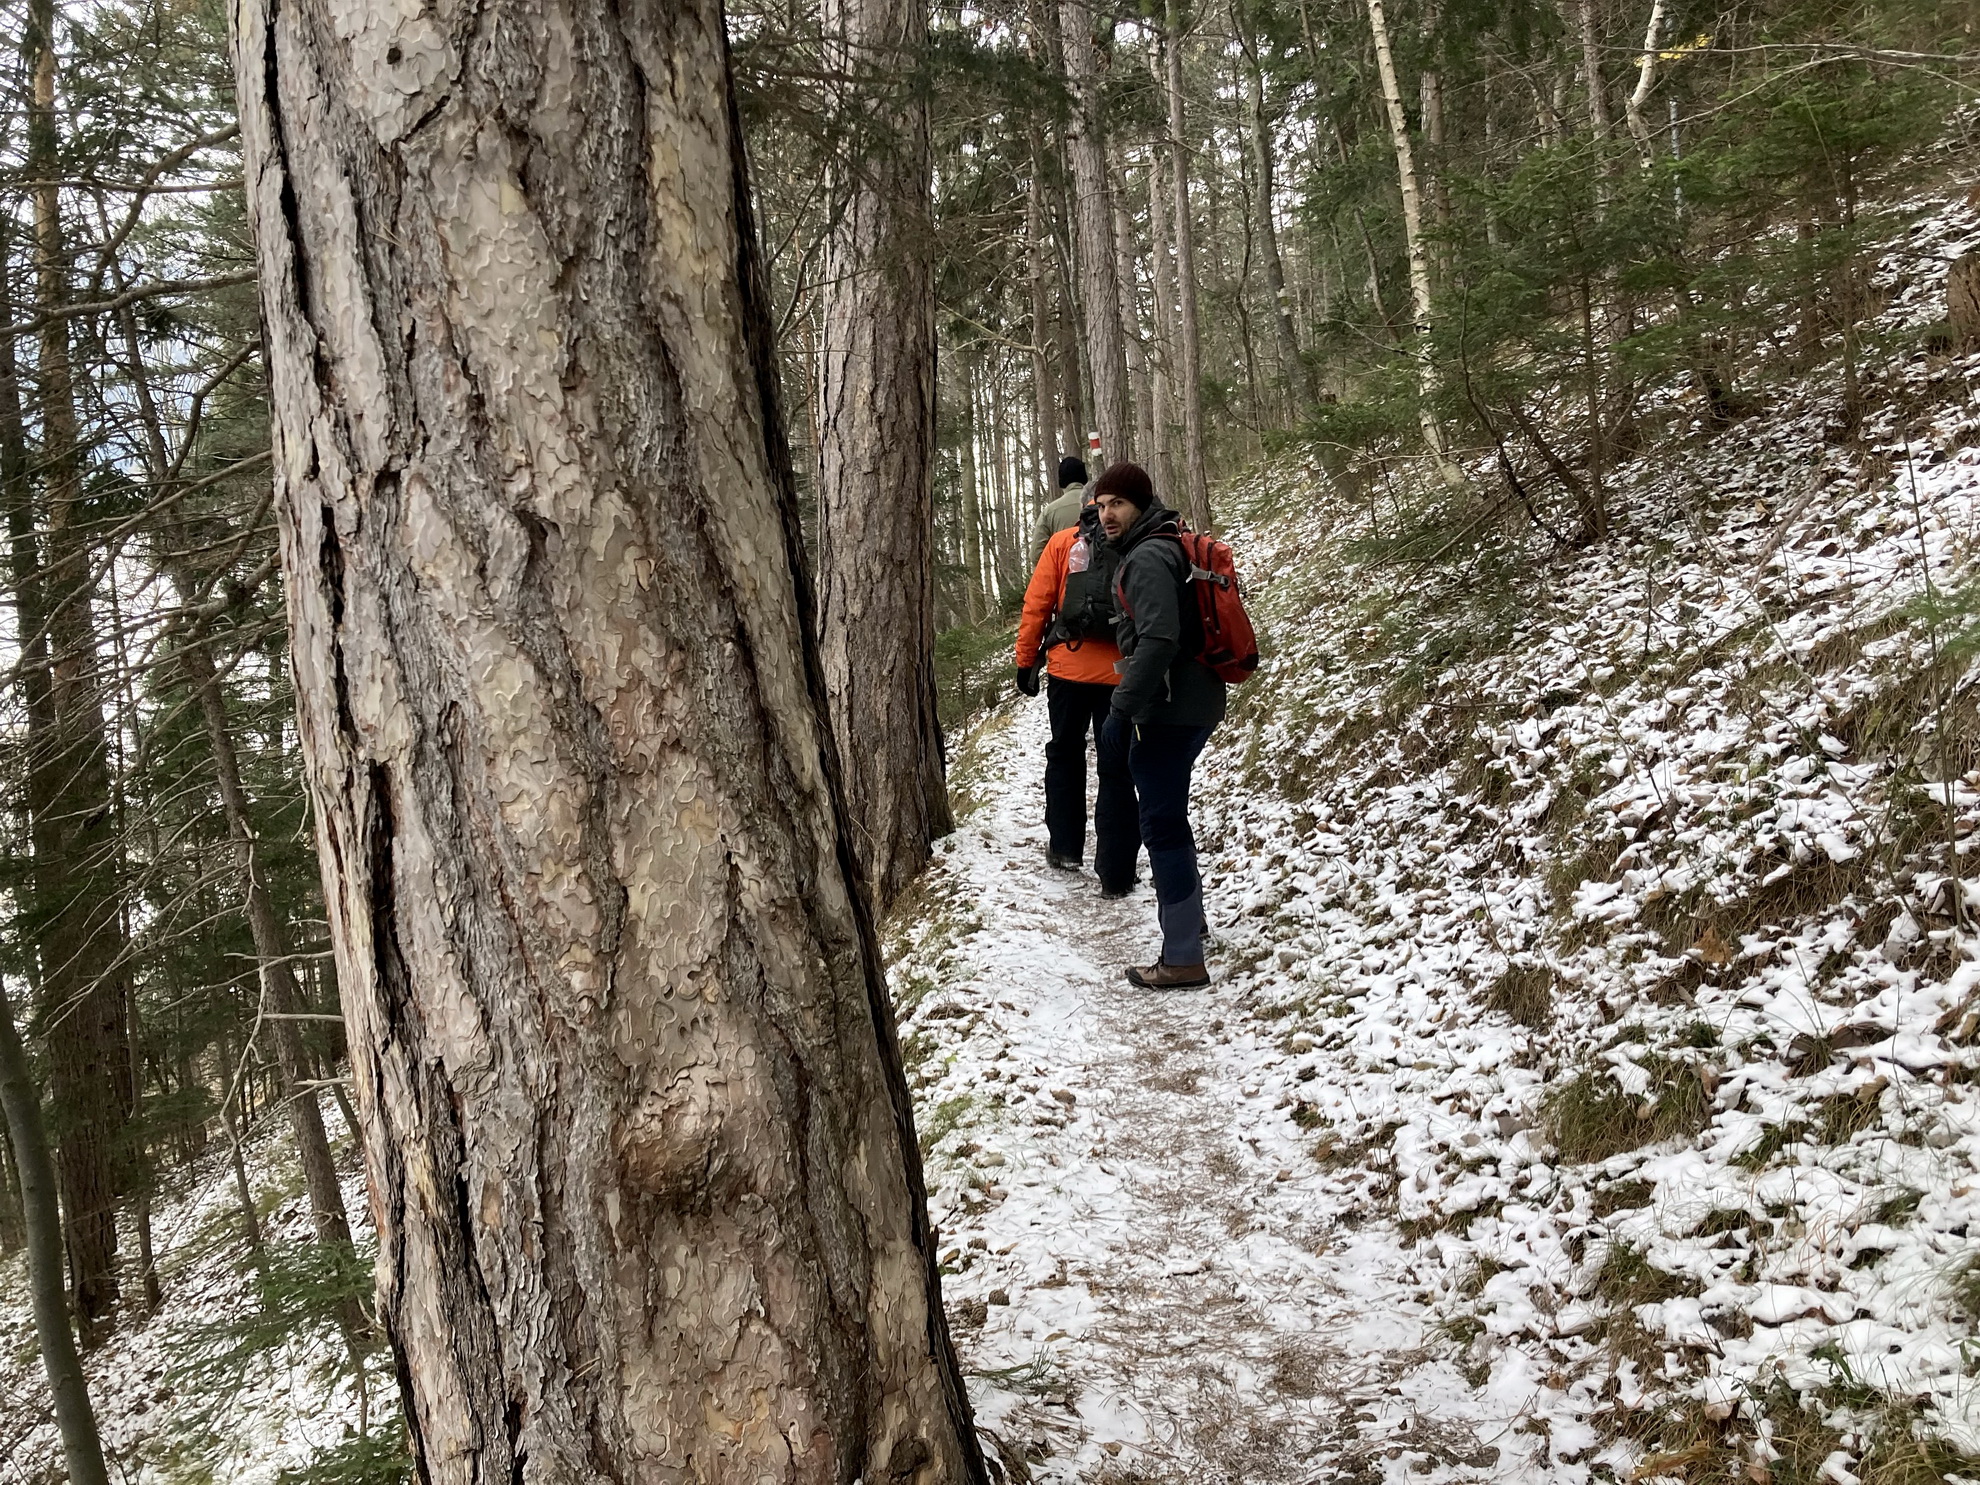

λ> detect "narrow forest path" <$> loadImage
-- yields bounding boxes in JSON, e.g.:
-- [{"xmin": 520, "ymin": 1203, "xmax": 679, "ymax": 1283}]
[{"xmin": 892, "ymin": 699, "xmax": 1551, "ymax": 1485}]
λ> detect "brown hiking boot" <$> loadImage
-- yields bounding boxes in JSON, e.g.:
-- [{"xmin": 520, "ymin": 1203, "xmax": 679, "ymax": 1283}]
[{"xmin": 1125, "ymin": 960, "xmax": 1210, "ymax": 990}]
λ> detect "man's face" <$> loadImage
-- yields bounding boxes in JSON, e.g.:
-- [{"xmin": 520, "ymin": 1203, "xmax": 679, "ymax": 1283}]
[{"xmin": 1095, "ymin": 491, "xmax": 1139, "ymax": 540}]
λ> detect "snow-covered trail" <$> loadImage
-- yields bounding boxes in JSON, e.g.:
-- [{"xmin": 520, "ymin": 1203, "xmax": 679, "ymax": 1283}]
[{"xmin": 893, "ymin": 698, "xmax": 1549, "ymax": 1485}]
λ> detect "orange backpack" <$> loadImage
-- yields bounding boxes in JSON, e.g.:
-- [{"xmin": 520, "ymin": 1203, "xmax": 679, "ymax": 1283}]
[
  {"xmin": 1116, "ymin": 526, "xmax": 1262, "ymax": 685},
  {"xmin": 1177, "ymin": 529, "xmax": 1261, "ymax": 684}
]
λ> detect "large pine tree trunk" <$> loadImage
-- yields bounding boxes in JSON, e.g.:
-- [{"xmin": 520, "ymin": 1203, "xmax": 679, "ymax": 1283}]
[
  {"xmin": 1058, "ymin": 0, "xmax": 1131, "ymax": 465},
  {"xmin": 1160, "ymin": 5, "xmax": 1213, "ymax": 529},
  {"xmin": 230, "ymin": 0, "xmax": 987, "ymax": 1475},
  {"xmin": 24, "ymin": 0, "xmax": 133, "ymax": 1346},
  {"xmin": 815, "ymin": 0, "xmax": 952, "ymax": 911}
]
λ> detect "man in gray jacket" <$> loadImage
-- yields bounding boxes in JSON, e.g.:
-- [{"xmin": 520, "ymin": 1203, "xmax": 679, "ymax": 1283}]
[
  {"xmin": 1091, "ymin": 462, "xmax": 1226, "ymax": 989},
  {"xmin": 1028, "ymin": 456, "xmax": 1089, "ymax": 565}
]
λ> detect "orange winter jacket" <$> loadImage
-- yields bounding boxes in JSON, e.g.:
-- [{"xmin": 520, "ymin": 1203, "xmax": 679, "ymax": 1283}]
[{"xmin": 1015, "ymin": 525, "xmax": 1123, "ymax": 686}]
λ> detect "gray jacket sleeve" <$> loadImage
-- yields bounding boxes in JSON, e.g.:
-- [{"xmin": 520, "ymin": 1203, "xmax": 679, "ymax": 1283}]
[
  {"xmin": 1029, "ymin": 511, "xmax": 1055, "ymax": 566},
  {"xmin": 1112, "ymin": 542, "xmax": 1185, "ymax": 721}
]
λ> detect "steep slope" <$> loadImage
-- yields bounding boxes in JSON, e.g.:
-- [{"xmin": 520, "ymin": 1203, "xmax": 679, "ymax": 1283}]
[{"xmin": 909, "ymin": 182, "xmax": 1980, "ymax": 1483}]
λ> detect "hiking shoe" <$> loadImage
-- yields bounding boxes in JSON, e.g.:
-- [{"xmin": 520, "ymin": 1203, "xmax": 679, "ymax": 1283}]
[
  {"xmin": 1046, "ymin": 851, "xmax": 1082, "ymax": 871},
  {"xmin": 1126, "ymin": 960, "xmax": 1211, "ymax": 990},
  {"xmin": 1099, "ymin": 885, "xmax": 1133, "ymax": 900}
]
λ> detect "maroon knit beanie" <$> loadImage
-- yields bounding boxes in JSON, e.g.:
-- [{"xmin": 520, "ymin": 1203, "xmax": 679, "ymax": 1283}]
[{"xmin": 1092, "ymin": 461, "xmax": 1154, "ymax": 511}]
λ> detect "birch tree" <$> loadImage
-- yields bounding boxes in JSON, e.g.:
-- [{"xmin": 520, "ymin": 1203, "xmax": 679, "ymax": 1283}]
[{"xmin": 1363, "ymin": 0, "xmax": 1457, "ymax": 477}]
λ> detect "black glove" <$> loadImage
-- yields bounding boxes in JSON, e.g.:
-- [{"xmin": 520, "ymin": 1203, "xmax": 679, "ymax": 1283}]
[
  {"xmin": 1015, "ymin": 665, "xmax": 1041, "ymax": 698},
  {"xmin": 1101, "ymin": 710, "xmax": 1130, "ymax": 755}
]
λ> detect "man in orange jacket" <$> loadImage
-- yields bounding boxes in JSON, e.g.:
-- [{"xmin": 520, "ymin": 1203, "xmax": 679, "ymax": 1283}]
[{"xmin": 1014, "ymin": 500, "xmax": 1140, "ymax": 896}]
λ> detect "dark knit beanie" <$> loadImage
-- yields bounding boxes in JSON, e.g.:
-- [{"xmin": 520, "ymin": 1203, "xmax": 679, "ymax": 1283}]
[
  {"xmin": 1092, "ymin": 461, "xmax": 1154, "ymax": 511},
  {"xmin": 1058, "ymin": 455, "xmax": 1089, "ymax": 488}
]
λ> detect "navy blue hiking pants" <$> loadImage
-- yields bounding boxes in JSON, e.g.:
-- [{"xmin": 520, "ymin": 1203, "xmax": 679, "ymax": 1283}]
[{"xmin": 1125, "ymin": 722, "xmax": 1214, "ymax": 966}]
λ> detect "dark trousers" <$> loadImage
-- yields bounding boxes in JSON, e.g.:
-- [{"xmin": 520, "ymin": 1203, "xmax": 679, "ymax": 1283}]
[
  {"xmin": 1127, "ymin": 722, "xmax": 1214, "ymax": 965},
  {"xmin": 1045, "ymin": 677, "xmax": 1140, "ymax": 892}
]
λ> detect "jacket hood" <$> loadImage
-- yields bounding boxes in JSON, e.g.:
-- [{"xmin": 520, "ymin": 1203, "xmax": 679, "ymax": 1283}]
[{"xmin": 1109, "ymin": 498, "xmax": 1181, "ymax": 555}]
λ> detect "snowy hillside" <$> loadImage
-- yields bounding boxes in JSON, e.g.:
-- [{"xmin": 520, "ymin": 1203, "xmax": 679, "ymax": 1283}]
[
  {"xmin": 6, "ymin": 182, "xmax": 1980, "ymax": 1485},
  {"xmin": 900, "ymin": 186, "xmax": 1980, "ymax": 1482}
]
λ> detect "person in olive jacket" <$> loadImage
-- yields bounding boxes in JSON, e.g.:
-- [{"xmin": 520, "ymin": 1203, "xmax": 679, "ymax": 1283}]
[{"xmin": 1090, "ymin": 462, "xmax": 1226, "ymax": 989}]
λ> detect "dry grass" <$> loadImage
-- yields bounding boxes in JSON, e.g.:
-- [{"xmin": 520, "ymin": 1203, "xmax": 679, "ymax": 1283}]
[
  {"xmin": 1485, "ymin": 964, "xmax": 1555, "ymax": 1028},
  {"xmin": 1546, "ymin": 1057, "xmax": 1714, "ymax": 1164}
]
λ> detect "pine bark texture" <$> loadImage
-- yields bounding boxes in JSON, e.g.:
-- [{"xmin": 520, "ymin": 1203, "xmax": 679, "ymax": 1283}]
[
  {"xmin": 1058, "ymin": 0, "xmax": 1130, "ymax": 465},
  {"xmin": 815, "ymin": 0, "xmax": 952, "ymax": 912},
  {"xmin": 229, "ymin": 0, "xmax": 985, "ymax": 1476}
]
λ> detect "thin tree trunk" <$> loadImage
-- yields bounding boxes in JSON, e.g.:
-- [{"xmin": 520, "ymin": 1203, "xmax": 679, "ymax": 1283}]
[
  {"xmin": 1624, "ymin": 0, "xmax": 1666, "ymax": 165},
  {"xmin": 24, "ymin": 0, "xmax": 133, "ymax": 1346},
  {"xmin": 109, "ymin": 277, "xmax": 359, "ymax": 1294},
  {"xmin": 1363, "ymin": 0, "xmax": 1456, "ymax": 476},
  {"xmin": 232, "ymin": 0, "xmax": 990, "ymax": 1470},
  {"xmin": 960, "ymin": 356, "xmax": 985, "ymax": 619},
  {"xmin": 1113, "ymin": 167, "xmax": 1157, "ymax": 463},
  {"xmin": 0, "ymin": 978, "xmax": 112, "ymax": 1485},
  {"xmin": 1575, "ymin": 0, "xmax": 1611, "ymax": 142},
  {"xmin": 216, "ymin": 1060, "xmax": 268, "ymax": 1276},
  {"xmin": 1144, "ymin": 142, "xmax": 1179, "ymax": 496},
  {"xmin": 1059, "ymin": 0, "xmax": 1131, "ymax": 465},
  {"xmin": 1234, "ymin": 0, "xmax": 1316, "ymax": 419},
  {"xmin": 1419, "ymin": 39, "xmax": 1450, "ymax": 264},
  {"xmin": 1026, "ymin": 135, "xmax": 1061, "ymax": 501},
  {"xmin": 816, "ymin": 0, "xmax": 953, "ymax": 911},
  {"xmin": 1160, "ymin": 4, "xmax": 1213, "ymax": 530},
  {"xmin": 0, "ymin": 1129, "xmax": 26, "ymax": 1253},
  {"xmin": 184, "ymin": 636, "xmax": 357, "ymax": 1255}
]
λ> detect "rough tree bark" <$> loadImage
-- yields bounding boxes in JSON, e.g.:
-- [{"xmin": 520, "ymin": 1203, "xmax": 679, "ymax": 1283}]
[
  {"xmin": 1059, "ymin": 0, "xmax": 1131, "ymax": 465},
  {"xmin": 815, "ymin": 0, "xmax": 953, "ymax": 912},
  {"xmin": 230, "ymin": 0, "xmax": 989, "ymax": 1475},
  {"xmin": 24, "ymin": 0, "xmax": 134, "ymax": 1346},
  {"xmin": 1160, "ymin": 3, "xmax": 1213, "ymax": 529},
  {"xmin": 0, "ymin": 978, "xmax": 111, "ymax": 1485}
]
